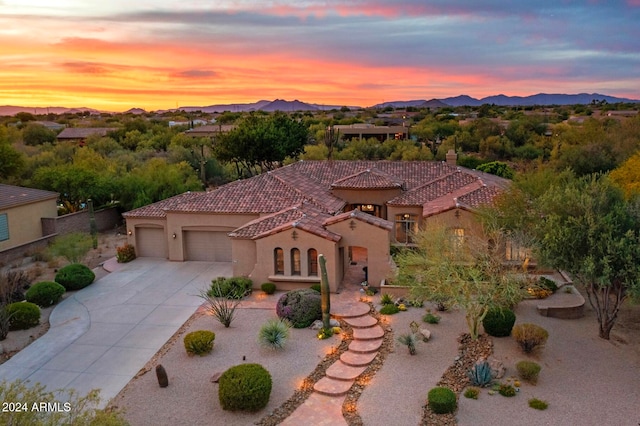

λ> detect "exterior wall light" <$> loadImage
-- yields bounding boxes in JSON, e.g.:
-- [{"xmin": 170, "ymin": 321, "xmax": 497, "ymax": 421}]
[
  {"xmin": 292, "ymin": 230, "xmax": 298, "ymax": 241},
  {"xmin": 128, "ymin": 230, "xmax": 132, "ymax": 236},
  {"xmin": 349, "ymin": 220, "xmax": 356, "ymax": 230},
  {"xmin": 172, "ymin": 233, "xmax": 177, "ymax": 239}
]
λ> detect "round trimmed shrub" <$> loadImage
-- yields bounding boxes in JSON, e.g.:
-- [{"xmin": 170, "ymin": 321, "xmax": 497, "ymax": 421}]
[
  {"xmin": 218, "ymin": 363, "xmax": 272, "ymax": 411},
  {"xmin": 25, "ymin": 281, "xmax": 66, "ymax": 307},
  {"xmin": 184, "ymin": 330, "xmax": 215, "ymax": 356},
  {"xmin": 516, "ymin": 360, "xmax": 542, "ymax": 384},
  {"xmin": 7, "ymin": 302, "xmax": 41, "ymax": 330},
  {"xmin": 54, "ymin": 264, "xmax": 95, "ymax": 291},
  {"xmin": 261, "ymin": 283, "xmax": 276, "ymax": 295},
  {"xmin": 276, "ymin": 289, "xmax": 321, "ymax": 328},
  {"xmin": 482, "ymin": 307, "xmax": 516, "ymax": 337},
  {"xmin": 428, "ymin": 387, "xmax": 457, "ymax": 414}
]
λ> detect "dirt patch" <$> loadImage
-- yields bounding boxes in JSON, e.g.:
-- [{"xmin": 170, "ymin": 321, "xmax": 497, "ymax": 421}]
[{"xmin": 0, "ymin": 229, "xmax": 127, "ymax": 363}]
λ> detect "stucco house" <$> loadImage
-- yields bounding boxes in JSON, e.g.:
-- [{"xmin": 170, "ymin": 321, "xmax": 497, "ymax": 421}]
[
  {"xmin": 0, "ymin": 184, "xmax": 58, "ymax": 253},
  {"xmin": 123, "ymin": 156, "xmax": 509, "ymax": 292}
]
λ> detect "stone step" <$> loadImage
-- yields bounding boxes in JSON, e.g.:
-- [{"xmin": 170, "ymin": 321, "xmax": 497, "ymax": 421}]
[
  {"xmin": 313, "ymin": 376, "xmax": 354, "ymax": 396},
  {"xmin": 326, "ymin": 361, "xmax": 368, "ymax": 381},
  {"xmin": 352, "ymin": 324, "xmax": 384, "ymax": 340},
  {"xmin": 340, "ymin": 350, "xmax": 377, "ymax": 367},
  {"xmin": 348, "ymin": 338, "xmax": 383, "ymax": 354},
  {"xmin": 343, "ymin": 315, "xmax": 378, "ymax": 328},
  {"xmin": 331, "ymin": 302, "xmax": 370, "ymax": 319}
]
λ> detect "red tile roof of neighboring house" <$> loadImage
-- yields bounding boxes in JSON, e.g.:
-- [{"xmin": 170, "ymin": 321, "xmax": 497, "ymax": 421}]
[
  {"xmin": 456, "ymin": 185, "xmax": 502, "ymax": 209},
  {"xmin": 0, "ymin": 184, "xmax": 58, "ymax": 210},
  {"xmin": 57, "ymin": 127, "xmax": 117, "ymax": 139}
]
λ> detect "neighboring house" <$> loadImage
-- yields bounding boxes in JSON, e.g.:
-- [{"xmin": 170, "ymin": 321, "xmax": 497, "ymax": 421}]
[
  {"xmin": 333, "ymin": 124, "xmax": 409, "ymax": 142},
  {"xmin": 123, "ymin": 155, "xmax": 509, "ymax": 292},
  {"xmin": 34, "ymin": 121, "xmax": 66, "ymax": 131},
  {"xmin": 0, "ymin": 184, "xmax": 58, "ymax": 252},
  {"xmin": 56, "ymin": 127, "xmax": 117, "ymax": 144},
  {"xmin": 183, "ymin": 124, "xmax": 236, "ymax": 139}
]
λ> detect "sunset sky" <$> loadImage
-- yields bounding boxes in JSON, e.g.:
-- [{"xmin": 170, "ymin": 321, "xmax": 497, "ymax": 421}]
[{"xmin": 1, "ymin": 1, "xmax": 639, "ymax": 112}]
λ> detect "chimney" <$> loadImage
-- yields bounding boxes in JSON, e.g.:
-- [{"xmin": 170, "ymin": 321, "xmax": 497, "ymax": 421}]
[{"xmin": 446, "ymin": 149, "xmax": 457, "ymax": 166}]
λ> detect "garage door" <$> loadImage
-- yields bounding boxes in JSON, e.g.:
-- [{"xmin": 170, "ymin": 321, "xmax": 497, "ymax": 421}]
[
  {"xmin": 136, "ymin": 227, "xmax": 167, "ymax": 258},
  {"xmin": 183, "ymin": 231, "xmax": 232, "ymax": 262}
]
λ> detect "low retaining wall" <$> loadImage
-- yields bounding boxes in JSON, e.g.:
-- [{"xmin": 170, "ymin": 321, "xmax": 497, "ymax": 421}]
[
  {"xmin": 536, "ymin": 285, "xmax": 585, "ymax": 319},
  {"xmin": 0, "ymin": 234, "xmax": 57, "ymax": 266},
  {"xmin": 379, "ymin": 280, "xmax": 410, "ymax": 298}
]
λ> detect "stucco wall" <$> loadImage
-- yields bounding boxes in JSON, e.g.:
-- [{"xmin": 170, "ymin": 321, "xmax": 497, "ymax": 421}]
[
  {"xmin": 386, "ymin": 205, "xmax": 423, "ymax": 243},
  {"xmin": 326, "ymin": 219, "xmax": 391, "ymax": 288},
  {"xmin": 423, "ymin": 208, "xmax": 484, "ymax": 238},
  {"xmin": 0, "ymin": 199, "xmax": 57, "ymax": 252},
  {"xmin": 252, "ymin": 229, "xmax": 339, "ymax": 292},
  {"xmin": 231, "ymin": 239, "xmax": 256, "ymax": 278}
]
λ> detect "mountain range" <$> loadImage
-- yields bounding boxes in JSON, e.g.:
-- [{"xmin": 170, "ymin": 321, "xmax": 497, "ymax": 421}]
[{"xmin": 1, "ymin": 93, "xmax": 637, "ymax": 116}]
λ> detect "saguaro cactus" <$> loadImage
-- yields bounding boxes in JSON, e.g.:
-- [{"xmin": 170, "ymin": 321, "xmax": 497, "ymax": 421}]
[{"xmin": 319, "ymin": 254, "xmax": 331, "ymax": 330}]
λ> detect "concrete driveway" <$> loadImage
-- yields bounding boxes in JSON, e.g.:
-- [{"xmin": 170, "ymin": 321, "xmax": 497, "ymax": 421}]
[{"xmin": 0, "ymin": 258, "xmax": 231, "ymax": 407}]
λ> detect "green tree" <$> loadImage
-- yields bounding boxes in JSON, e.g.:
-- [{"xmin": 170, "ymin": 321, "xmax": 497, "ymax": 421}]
[
  {"xmin": 394, "ymin": 224, "xmax": 525, "ymax": 339},
  {"xmin": 532, "ymin": 175, "xmax": 640, "ymax": 339},
  {"xmin": 0, "ymin": 141, "xmax": 25, "ymax": 179},
  {"xmin": 214, "ymin": 112, "xmax": 308, "ymax": 176},
  {"xmin": 476, "ymin": 161, "xmax": 515, "ymax": 179},
  {"xmin": 22, "ymin": 123, "xmax": 57, "ymax": 146}
]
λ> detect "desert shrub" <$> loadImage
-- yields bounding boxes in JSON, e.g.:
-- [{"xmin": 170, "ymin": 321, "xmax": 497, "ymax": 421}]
[
  {"xmin": 310, "ymin": 284, "xmax": 321, "ymax": 292},
  {"xmin": 513, "ymin": 323, "xmax": 549, "ymax": 353},
  {"xmin": 25, "ymin": 281, "xmax": 65, "ymax": 307},
  {"xmin": 423, "ymin": 311, "xmax": 441, "ymax": 324},
  {"xmin": 538, "ymin": 277, "xmax": 558, "ymax": 292},
  {"xmin": 527, "ymin": 287, "xmax": 553, "ymax": 299},
  {"xmin": 218, "ymin": 364, "xmax": 272, "ymax": 411},
  {"xmin": 0, "ymin": 379, "xmax": 128, "ymax": 425},
  {"xmin": 258, "ymin": 318, "xmax": 291, "ymax": 350},
  {"xmin": 276, "ymin": 289, "xmax": 321, "ymax": 328},
  {"xmin": 516, "ymin": 360, "xmax": 542, "ymax": 384},
  {"xmin": 6, "ymin": 302, "xmax": 40, "ymax": 330},
  {"xmin": 397, "ymin": 332, "xmax": 419, "ymax": 355},
  {"xmin": 261, "ymin": 283, "xmax": 276, "ymax": 295},
  {"xmin": 47, "ymin": 232, "xmax": 92, "ymax": 264},
  {"xmin": 528, "ymin": 398, "xmax": 549, "ymax": 410},
  {"xmin": 379, "ymin": 304, "xmax": 400, "ymax": 315},
  {"xmin": 116, "ymin": 243, "xmax": 136, "ymax": 263},
  {"xmin": 498, "ymin": 383, "xmax": 516, "ymax": 397},
  {"xmin": 482, "ymin": 307, "xmax": 516, "ymax": 337},
  {"xmin": 317, "ymin": 327, "xmax": 334, "ymax": 340},
  {"xmin": 380, "ymin": 293, "xmax": 394, "ymax": 305},
  {"xmin": 183, "ymin": 330, "xmax": 215, "ymax": 356},
  {"xmin": 198, "ymin": 286, "xmax": 242, "ymax": 328},
  {"xmin": 463, "ymin": 387, "xmax": 480, "ymax": 399},
  {"xmin": 208, "ymin": 276, "xmax": 252, "ymax": 299},
  {"xmin": 54, "ymin": 264, "xmax": 95, "ymax": 291},
  {"xmin": 427, "ymin": 387, "xmax": 457, "ymax": 414},
  {"xmin": 0, "ymin": 307, "xmax": 13, "ymax": 340},
  {"xmin": 0, "ymin": 270, "xmax": 30, "ymax": 304}
]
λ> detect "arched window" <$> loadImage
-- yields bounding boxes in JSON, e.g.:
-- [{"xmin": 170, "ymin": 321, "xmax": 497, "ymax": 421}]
[
  {"xmin": 291, "ymin": 248, "xmax": 301, "ymax": 275},
  {"xmin": 274, "ymin": 248, "xmax": 284, "ymax": 275},
  {"xmin": 308, "ymin": 249, "xmax": 318, "ymax": 276}
]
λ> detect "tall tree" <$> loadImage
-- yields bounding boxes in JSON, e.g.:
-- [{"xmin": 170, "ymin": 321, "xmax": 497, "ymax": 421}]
[{"xmin": 394, "ymin": 224, "xmax": 525, "ymax": 339}]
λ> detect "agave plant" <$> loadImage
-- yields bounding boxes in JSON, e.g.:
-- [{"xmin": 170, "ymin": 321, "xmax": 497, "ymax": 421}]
[{"xmin": 467, "ymin": 359, "xmax": 493, "ymax": 387}]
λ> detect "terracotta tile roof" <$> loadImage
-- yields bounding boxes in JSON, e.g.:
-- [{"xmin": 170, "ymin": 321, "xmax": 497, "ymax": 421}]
[
  {"xmin": 324, "ymin": 208, "xmax": 393, "ymax": 231},
  {"xmin": 230, "ymin": 202, "xmax": 341, "ymax": 242},
  {"xmin": 122, "ymin": 192, "xmax": 202, "ymax": 218},
  {"xmin": 0, "ymin": 184, "xmax": 58, "ymax": 210},
  {"xmin": 331, "ymin": 168, "xmax": 405, "ymax": 190},
  {"xmin": 57, "ymin": 127, "xmax": 117, "ymax": 139},
  {"xmin": 123, "ymin": 161, "xmax": 508, "ymax": 222},
  {"xmin": 387, "ymin": 170, "xmax": 478, "ymax": 206},
  {"xmin": 422, "ymin": 181, "xmax": 484, "ymax": 217},
  {"xmin": 456, "ymin": 185, "xmax": 502, "ymax": 209}
]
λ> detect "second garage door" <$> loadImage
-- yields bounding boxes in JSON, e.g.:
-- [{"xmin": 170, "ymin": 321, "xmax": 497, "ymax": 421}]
[
  {"xmin": 183, "ymin": 231, "xmax": 232, "ymax": 262},
  {"xmin": 136, "ymin": 227, "xmax": 168, "ymax": 258}
]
